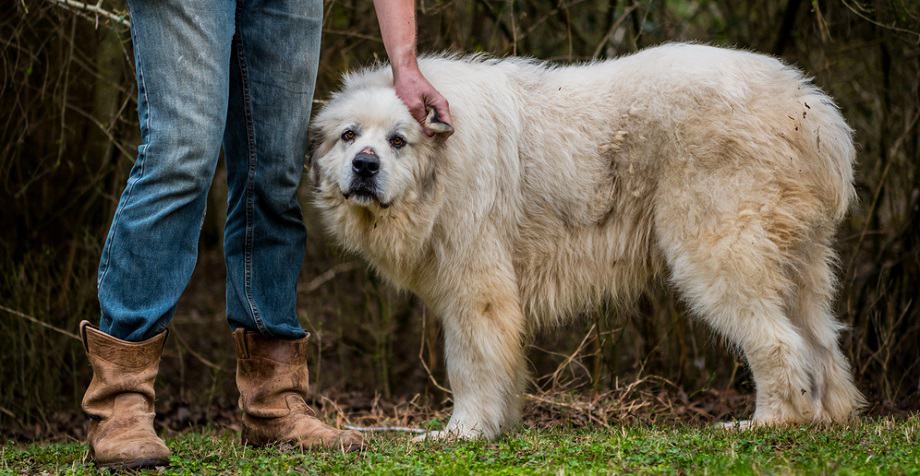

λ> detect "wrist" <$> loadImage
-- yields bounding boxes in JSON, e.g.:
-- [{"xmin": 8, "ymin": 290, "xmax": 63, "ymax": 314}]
[{"xmin": 390, "ymin": 50, "xmax": 420, "ymax": 78}]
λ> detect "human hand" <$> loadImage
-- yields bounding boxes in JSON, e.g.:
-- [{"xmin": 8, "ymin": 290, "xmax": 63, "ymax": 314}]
[{"xmin": 393, "ymin": 66, "xmax": 453, "ymax": 137}]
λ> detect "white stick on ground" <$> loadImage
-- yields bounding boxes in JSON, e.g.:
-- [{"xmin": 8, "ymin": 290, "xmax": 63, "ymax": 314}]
[{"xmin": 344, "ymin": 425, "xmax": 426, "ymax": 434}]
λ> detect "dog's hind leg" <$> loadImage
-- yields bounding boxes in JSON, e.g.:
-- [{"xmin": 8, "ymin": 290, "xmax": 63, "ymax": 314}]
[
  {"xmin": 656, "ymin": 185, "xmax": 824, "ymax": 426},
  {"xmin": 417, "ymin": 259, "xmax": 528, "ymax": 441},
  {"xmin": 787, "ymin": 239, "xmax": 864, "ymax": 422}
]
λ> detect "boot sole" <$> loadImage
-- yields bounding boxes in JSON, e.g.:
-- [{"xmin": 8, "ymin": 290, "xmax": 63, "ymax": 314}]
[{"xmin": 96, "ymin": 458, "xmax": 170, "ymax": 470}]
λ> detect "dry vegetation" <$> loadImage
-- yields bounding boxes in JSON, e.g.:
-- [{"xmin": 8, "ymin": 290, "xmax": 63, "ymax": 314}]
[{"xmin": 1, "ymin": 0, "xmax": 918, "ymax": 440}]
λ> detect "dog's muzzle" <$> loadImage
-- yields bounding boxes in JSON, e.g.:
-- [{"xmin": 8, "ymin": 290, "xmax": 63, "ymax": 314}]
[{"xmin": 344, "ymin": 151, "xmax": 386, "ymax": 207}]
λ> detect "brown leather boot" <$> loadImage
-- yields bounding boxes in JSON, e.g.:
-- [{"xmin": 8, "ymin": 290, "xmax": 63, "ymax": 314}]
[
  {"xmin": 232, "ymin": 329, "xmax": 365, "ymax": 452},
  {"xmin": 79, "ymin": 321, "xmax": 171, "ymax": 469}
]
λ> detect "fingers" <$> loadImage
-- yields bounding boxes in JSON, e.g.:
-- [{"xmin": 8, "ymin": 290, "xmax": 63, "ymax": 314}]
[
  {"xmin": 407, "ymin": 98, "xmax": 427, "ymax": 126},
  {"xmin": 429, "ymin": 96, "xmax": 453, "ymax": 131},
  {"xmin": 420, "ymin": 90, "xmax": 453, "ymax": 137}
]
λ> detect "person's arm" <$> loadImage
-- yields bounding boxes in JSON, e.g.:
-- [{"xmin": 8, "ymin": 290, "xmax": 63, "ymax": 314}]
[{"xmin": 373, "ymin": 0, "xmax": 453, "ymax": 136}]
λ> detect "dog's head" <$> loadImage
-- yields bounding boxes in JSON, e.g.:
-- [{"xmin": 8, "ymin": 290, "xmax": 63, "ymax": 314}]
[{"xmin": 311, "ymin": 84, "xmax": 452, "ymax": 211}]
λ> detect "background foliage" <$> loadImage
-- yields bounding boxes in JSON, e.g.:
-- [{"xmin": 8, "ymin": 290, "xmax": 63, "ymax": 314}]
[{"xmin": 1, "ymin": 0, "xmax": 918, "ymax": 439}]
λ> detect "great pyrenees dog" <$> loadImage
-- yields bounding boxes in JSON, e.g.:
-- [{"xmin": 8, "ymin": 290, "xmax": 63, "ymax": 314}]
[{"xmin": 310, "ymin": 43, "xmax": 863, "ymax": 440}]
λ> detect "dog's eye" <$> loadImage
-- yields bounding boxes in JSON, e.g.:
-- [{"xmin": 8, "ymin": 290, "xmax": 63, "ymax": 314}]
[
  {"xmin": 341, "ymin": 130, "xmax": 356, "ymax": 142},
  {"xmin": 389, "ymin": 136, "xmax": 406, "ymax": 149}
]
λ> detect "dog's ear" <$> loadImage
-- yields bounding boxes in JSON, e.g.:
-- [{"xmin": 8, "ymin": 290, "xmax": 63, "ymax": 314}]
[
  {"xmin": 306, "ymin": 126, "xmax": 332, "ymax": 185},
  {"xmin": 305, "ymin": 128, "xmax": 318, "ymax": 168},
  {"xmin": 424, "ymin": 108, "xmax": 454, "ymax": 135}
]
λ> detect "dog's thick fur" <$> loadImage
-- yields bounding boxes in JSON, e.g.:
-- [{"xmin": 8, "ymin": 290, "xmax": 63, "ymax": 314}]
[{"xmin": 310, "ymin": 43, "xmax": 863, "ymax": 440}]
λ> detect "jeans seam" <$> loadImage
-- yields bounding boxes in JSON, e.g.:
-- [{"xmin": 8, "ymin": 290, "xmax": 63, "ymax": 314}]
[
  {"xmin": 98, "ymin": 25, "xmax": 151, "ymax": 291},
  {"xmin": 233, "ymin": 28, "xmax": 267, "ymax": 335}
]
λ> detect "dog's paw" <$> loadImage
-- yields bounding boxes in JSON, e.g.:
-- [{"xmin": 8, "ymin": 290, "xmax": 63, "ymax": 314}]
[
  {"xmin": 717, "ymin": 419, "xmax": 754, "ymax": 430},
  {"xmin": 411, "ymin": 430, "xmax": 450, "ymax": 443},
  {"xmin": 411, "ymin": 429, "xmax": 481, "ymax": 443}
]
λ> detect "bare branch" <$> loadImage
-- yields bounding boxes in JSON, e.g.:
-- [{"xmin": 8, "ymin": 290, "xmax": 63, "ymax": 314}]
[
  {"xmin": 301, "ymin": 261, "xmax": 362, "ymax": 294},
  {"xmin": 840, "ymin": 0, "xmax": 920, "ymax": 42},
  {"xmin": 344, "ymin": 425, "xmax": 426, "ymax": 434},
  {"xmin": 0, "ymin": 304, "xmax": 80, "ymax": 341},
  {"xmin": 592, "ymin": 3, "xmax": 639, "ymax": 59},
  {"xmin": 45, "ymin": 0, "xmax": 131, "ymax": 28}
]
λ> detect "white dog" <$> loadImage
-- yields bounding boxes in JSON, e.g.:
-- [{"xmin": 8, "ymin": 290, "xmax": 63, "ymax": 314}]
[{"xmin": 310, "ymin": 43, "xmax": 863, "ymax": 440}]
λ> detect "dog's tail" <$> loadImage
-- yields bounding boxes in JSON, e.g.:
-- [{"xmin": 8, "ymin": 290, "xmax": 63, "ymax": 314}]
[{"xmin": 794, "ymin": 77, "xmax": 857, "ymax": 223}]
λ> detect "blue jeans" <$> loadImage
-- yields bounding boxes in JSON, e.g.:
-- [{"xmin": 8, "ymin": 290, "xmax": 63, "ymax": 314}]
[{"xmin": 97, "ymin": 0, "xmax": 323, "ymax": 341}]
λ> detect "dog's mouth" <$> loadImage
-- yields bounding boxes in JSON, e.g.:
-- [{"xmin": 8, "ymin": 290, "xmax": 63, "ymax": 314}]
[{"xmin": 343, "ymin": 182, "xmax": 390, "ymax": 209}]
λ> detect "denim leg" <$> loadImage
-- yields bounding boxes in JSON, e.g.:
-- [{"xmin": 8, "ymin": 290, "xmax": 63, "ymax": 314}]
[
  {"xmin": 97, "ymin": 0, "xmax": 236, "ymax": 341},
  {"xmin": 223, "ymin": 0, "xmax": 322, "ymax": 337}
]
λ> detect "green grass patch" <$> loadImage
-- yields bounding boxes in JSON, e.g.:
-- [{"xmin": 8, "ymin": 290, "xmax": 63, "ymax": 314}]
[{"xmin": 3, "ymin": 416, "xmax": 918, "ymax": 475}]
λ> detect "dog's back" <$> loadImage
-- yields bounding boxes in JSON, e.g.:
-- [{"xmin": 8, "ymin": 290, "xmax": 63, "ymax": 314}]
[{"xmin": 403, "ymin": 45, "xmax": 856, "ymax": 330}]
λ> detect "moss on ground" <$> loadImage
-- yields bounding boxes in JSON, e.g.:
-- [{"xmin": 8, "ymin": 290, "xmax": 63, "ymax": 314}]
[{"xmin": 2, "ymin": 415, "xmax": 918, "ymax": 475}]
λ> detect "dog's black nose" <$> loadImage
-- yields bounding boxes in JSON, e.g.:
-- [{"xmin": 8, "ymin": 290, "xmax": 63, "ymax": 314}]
[{"xmin": 352, "ymin": 152, "xmax": 379, "ymax": 178}]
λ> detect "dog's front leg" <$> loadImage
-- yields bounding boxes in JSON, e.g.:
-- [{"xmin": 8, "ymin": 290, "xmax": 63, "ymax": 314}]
[{"xmin": 418, "ymin": 272, "xmax": 527, "ymax": 441}]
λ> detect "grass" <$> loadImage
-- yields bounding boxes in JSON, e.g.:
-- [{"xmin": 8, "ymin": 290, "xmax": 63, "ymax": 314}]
[{"xmin": 2, "ymin": 416, "xmax": 918, "ymax": 475}]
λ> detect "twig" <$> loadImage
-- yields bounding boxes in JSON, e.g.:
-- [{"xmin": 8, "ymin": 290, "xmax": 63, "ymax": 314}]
[
  {"xmin": 323, "ymin": 29, "xmax": 382, "ymax": 43},
  {"xmin": 64, "ymin": 103, "xmax": 135, "ymax": 161},
  {"xmin": 772, "ymin": 0, "xmax": 804, "ymax": 55},
  {"xmin": 524, "ymin": 392, "xmax": 609, "ymax": 427},
  {"xmin": 418, "ymin": 307, "xmax": 452, "ymax": 394},
  {"xmin": 320, "ymin": 395, "xmax": 353, "ymax": 426},
  {"xmin": 302, "ymin": 261, "xmax": 361, "ymax": 294},
  {"xmin": 845, "ymin": 109, "xmax": 920, "ymax": 279},
  {"xmin": 44, "ymin": 0, "xmax": 131, "ymax": 28},
  {"xmin": 344, "ymin": 425, "xmax": 425, "ymax": 434},
  {"xmin": 548, "ymin": 323, "xmax": 596, "ymax": 389},
  {"xmin": 171, "ymin": 329, "xmax": 226, "ymax": 372},
  {"xmin": 474, "ymin": 0, "xmax": 515, "ymax": 44},
  {"xmin": 510, "ymin": 0, "xmax": 517, "ymax": 55},
  {"xmin": 0, "ymin": 304, "xmax": 80, "ymax": 341},
  {"xmin": 591, "ymin": 4, "xmax": 639, "ymax": 59},
  {"xmin": 840, "ymin": 0, "xmax": 920, "ymax": 42}
]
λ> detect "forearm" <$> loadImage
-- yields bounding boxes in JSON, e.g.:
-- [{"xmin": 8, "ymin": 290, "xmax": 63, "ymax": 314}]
[
  {"xmin": 372, "ymin": 0, "xmax": 419, "ymax": 76},
  {"xmin": 373, "ymin": 0, "xmax": 453, "ymax": 132}
]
